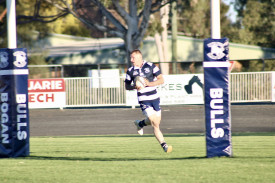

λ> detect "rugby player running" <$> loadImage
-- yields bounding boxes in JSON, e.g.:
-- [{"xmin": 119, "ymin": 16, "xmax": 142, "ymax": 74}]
[{"xmin": 124, "ymin": 49, "xmax": 172, "ymax": 153}]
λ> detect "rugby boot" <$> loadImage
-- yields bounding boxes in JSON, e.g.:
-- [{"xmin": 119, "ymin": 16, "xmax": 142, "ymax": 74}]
[
  {"xmin": 163, "ymin": 144, "xmax": 173, "ymax": 153},
  {"xmin": 134, "ymin": 120, "xmax": 143, "ymax": 135}
]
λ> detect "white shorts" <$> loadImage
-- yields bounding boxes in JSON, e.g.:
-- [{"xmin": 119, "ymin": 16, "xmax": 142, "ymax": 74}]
[{"xmin": 142, "ymin": 107, "xmax": 161, "ymax": 118}]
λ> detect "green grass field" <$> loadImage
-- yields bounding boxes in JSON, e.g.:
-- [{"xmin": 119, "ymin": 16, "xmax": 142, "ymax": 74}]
[{"xmin": 1, "ymin": 133, "xmax": 275, "ymax": 183}]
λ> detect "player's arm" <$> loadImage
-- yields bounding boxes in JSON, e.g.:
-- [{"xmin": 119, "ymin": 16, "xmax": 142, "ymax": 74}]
[
  {"xmin": 125, "ymin": 81, "xmax": 136, "ymax": 90},
  {"xmin": 145, "ymin": 74, "xmax": 164, "ymax": 87},
  {"xmin": 125, "ymin": 72, "xmax": 136, "ymax": 90}
]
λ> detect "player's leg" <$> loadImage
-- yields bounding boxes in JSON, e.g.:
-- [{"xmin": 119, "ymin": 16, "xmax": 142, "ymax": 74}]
[
  {"xmin": 133, "ymin": 104, "xmax": 152, "ymax": 135},
  {"xmin": 134, "ymin": 119, "xmax": 144, "ymax": 135},
  {"xmin": 144, "ymin": 104, "xmax": 172, "ymax": 153},
  {"xmin": 148, "ymin": 111, "xmax": 164, "ymax": 143}
]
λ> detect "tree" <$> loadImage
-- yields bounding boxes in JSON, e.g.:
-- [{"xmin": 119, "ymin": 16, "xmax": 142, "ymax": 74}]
[
  {"xmin": 0, "ymin": 0, "xmax": 91, "ymax": 48},
  {"xmin": 13, "ymin": 0, "xmax": 174, "ymax": 65},
  {"xmin": 229, "ymin": 0, "xmax": 275, "ymax": 71},
  {"xmin": 148, "ymin": 1, "xmax": 170, "ymax": 74},
  {"xmin": 232, "ymin": 0, "xmax": 275, "ymax": 48},
  {"xmin": 176, "ymin": 0, "xmax": 231, "ymax": 39}
]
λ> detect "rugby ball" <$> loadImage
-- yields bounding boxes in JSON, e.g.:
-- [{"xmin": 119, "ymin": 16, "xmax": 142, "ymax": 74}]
[{"xmin": 134, "ymin": 76, "xmax": 146, "ymax": 90}]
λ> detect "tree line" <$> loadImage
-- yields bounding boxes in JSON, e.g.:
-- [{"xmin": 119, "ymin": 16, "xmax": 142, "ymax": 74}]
[{"xmin": 0, "ymin": 0, "xmax": 274, "ymax": 71}]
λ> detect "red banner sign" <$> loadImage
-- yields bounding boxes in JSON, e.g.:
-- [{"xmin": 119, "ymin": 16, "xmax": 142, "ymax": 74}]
[{"xmin": 28, "ymin": 79, "xmax": 66, "ymax": 109}]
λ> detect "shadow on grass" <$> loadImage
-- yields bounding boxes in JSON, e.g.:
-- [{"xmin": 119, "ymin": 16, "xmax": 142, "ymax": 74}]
[
  {"xmin": 21, "ymin": 155, "xmax": 207, "ymax": 162},
  {"xmin": 35, "ymin": 132, "xmax": 275, "ymax": 139},
  {"xmin": 14, "ymin": 155, "xmax": 275, "ymax": 162},
  {"xmin": 39, "ymin": 134, "xmax": 205, "ymax": 139}
]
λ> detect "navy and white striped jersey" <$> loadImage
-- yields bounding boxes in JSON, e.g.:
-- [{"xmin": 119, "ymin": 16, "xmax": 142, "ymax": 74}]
[{"xmin": 125, "ymin": 61, "xmax": 161, "ymax": 103}]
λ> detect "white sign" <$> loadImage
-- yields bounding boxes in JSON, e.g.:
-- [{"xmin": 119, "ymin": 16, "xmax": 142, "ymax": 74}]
[
  {"xmin": 88, "ymin": 69, "xmax": 120, "ymax": 88},
  {"xmin": 28, "ymin": 79, "xmax": 66, "ymax": 109},
  {"xmin": 126, "ymin": 74, "xmax": 204, "ymax": 106},
  {"xmin": 160, "ymin": 74, "xmax": 204, "ymax": 105}
]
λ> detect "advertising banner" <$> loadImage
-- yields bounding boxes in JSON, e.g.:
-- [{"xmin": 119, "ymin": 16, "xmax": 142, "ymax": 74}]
[
  {"xmin": 28, "ymin": 79, "xmax": 66, "ymax": 109},
  {"xmin": 159, "ymin": 74, "xmax": 204, "ymax": 105},
  {"xmin": 203, "ymin": 38, "xmax": 232, "ymax": 158},
  {"xmin": 0, "ymin": 48, "xmax": 29, "ymax": 158},
  {"xmin": 126, "ymin": 74, "xmax": 204, "ymax": 106}
]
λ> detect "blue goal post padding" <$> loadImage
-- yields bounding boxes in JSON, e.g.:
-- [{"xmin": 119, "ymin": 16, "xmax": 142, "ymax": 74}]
[
  {"xmin": 0, "ymin": 48, "xmax": 29, "ymax": 158},
  {"xmin": 203, "ymin": 38, "xmax": 233, "ymax": 158}
]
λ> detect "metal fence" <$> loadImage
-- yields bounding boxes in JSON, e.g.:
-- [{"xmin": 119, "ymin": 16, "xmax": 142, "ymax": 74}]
[
  {"xmin": 230, "ymin": 72, "xmax": 272, "ymax": 102},
  {"xmin": 64, "ymin": 72, "xmax": 274, "ymax": 107},
  {"xmin": 65, "ymin": 77, "xmax": 126, "ymax": 107}
]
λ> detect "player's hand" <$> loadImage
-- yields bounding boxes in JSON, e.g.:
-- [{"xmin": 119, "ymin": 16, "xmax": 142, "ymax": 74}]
[
  {"xmin": 135, "ymin": 85, "xmax": 143, "ymax": 90},
  {"xmin": 143, "ymin": 78, "xmax": 150, "ymax": 87}
]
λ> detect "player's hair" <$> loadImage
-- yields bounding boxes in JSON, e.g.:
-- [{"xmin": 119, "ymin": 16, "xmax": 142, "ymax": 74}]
[{"xmin": 130, "ymin": 49, "xmax": 142, "ymax": 55}]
